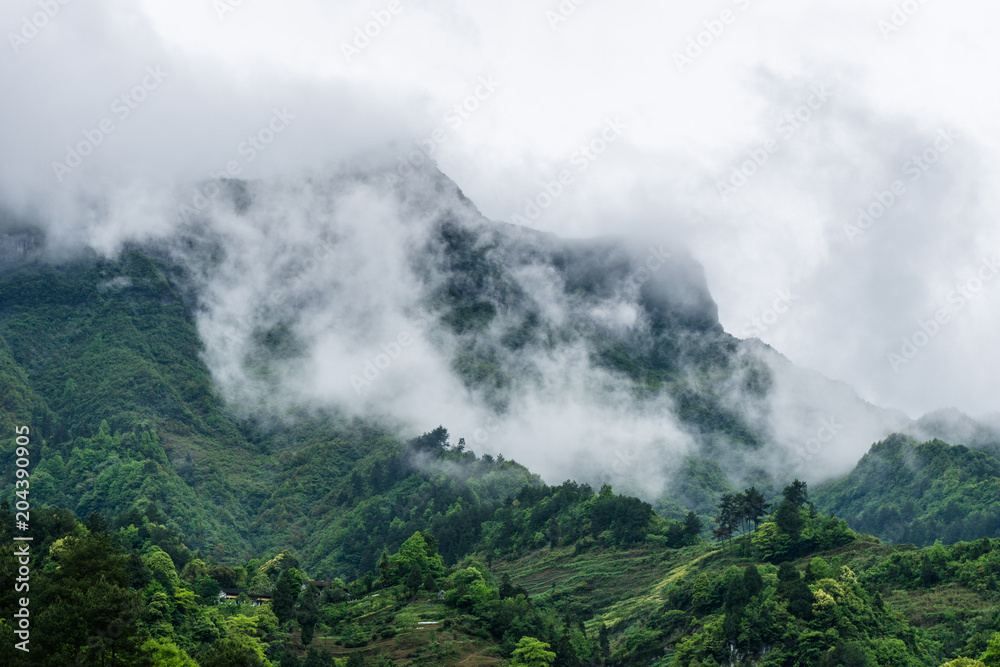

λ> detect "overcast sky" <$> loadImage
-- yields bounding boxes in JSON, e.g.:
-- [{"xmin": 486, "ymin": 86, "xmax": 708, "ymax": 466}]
[{"xmin": 2, "ymin": 0, "xmax": 999, "ymax": 419}]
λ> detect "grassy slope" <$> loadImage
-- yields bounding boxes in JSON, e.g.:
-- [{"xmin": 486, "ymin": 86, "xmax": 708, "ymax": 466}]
[{"xmin": 489, "ymin": 534, "xmax": 998, "ymax": 665}]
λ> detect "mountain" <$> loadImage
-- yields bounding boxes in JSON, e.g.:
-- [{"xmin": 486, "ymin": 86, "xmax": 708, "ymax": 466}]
[
  {"xmin": 813, "ymin": 434, "xmax": 1000, "ymax": 546},
  {"xmin": 2, "ymin": 164, "xmax": 999, "ymax": 666},
  {"xmin": 906, "ymin": 408, "xmax": 1000, "ymax": 455},
  {"xmin": 0, "ymin": 164, "xmax": 913, "ymax": 552}
]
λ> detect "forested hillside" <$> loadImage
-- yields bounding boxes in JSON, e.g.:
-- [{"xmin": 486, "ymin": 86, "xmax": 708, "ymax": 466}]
[
  {"xmin": 2, "ymin": 227, "xmax": 1000, "ymax": 665},
  {"xmin": 3, "ymin": 477, "xmax": 1000, "ymax": 666},
  {"xmin": 814, "ymin": 435, "xmax": 1000, "ymax": 546}
]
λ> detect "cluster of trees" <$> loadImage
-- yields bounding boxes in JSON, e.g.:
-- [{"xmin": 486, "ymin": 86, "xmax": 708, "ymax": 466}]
[
  {"xmin": 435, "ymin": 559, "xmax": 607, "ymax": 665},
  {"xmin": 710, "ymin": 480, "xmax": 856, "ymax": 563},
  {"xmin": 814, "ymin": 435, "xmax": 1000, "ymax": 547},
  {"xmin": 713, "ymin": 485, "xmax": 772, "ymax": 551},
  {"xmin": 0, "ymin": 506, "xmax": 280, "ymax": 666},
  {"xmin": 612, "ymin": 532, "xmax": 1000, "ymax": 666}
]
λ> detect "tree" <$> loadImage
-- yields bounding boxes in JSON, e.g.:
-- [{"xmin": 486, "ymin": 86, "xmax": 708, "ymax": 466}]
[
  {"xmin": 199, "ymin": 635, "xmax": 269, "ymax": 667},
  {"xmin": 511, "ymin": 636, "xmax": 557, "ymax": 666},
  {"xmin": 776, "ymin": 562, "xmax": 800, "ymax": 597},
  {"xmin": 743, "ymin": 565, "xmax": 763, "ymax": 597},
  {"xmin": 141, "ymin": 637, "xmax": 200, "ymax": 666},
  {"xmin": 692, "ymin": 572, "xmax": 713, "ymax": 611},
  {"xmin": 782, "ymin": 479, "xmax": 809, "ymax": 507},
  {"xmin": 32, "ymin": 534, "xmax": 149, "ymax": 666},
  {"xmin": 143, "ymin": 546, "xmax": 180, "ymax": 591},
  {"xmin": 722, "ymin": 567, "xmax": 749, "ymax": 640},
  {"xmin": 683, "ymin": 511, "xmax": 703, "ymax": 544},
  {"xmin": 715, "ymin": 493, "xmax": 739, "ymax": 553},
  {"xmin": 819, "ymin": 641, "xmax": 871, "ymax": 667},
  {"xmin": 272, "ymin": 569, "xmax": 298, "ymax": 624},
  {"xmin": 298, "ymin": 584, "xmax": 320, "ymax": 646},
  {"xmin": 547, "ymin": 517, "xmax": 561, "ymax": 549},
  {"xmin": 981, "ymin": 632, "xmax": 1000, "ymax": 666},
  {"xmin": 405, "ymin": 563, "xmax": 423, "ymax": 596},
  {"xmin": 303, "ymin": 648, "xmax": 339, "ymax": 667},
  {"xmin": 775, "ymin": 499, "xmax": 805, "ymax": 540},
  {"xmin": 742, "ymin": 487, "xmax": 770, "ymax": 531},
  {"xmin": 553, "ymin": 632, "xmax": 577, "ymax": 667},
  {"xmin": 787, "ymin": 578, "xmax": 814, "ymax": 620},
  {"xmin": 807, "ymin": 557, "xmax": 830, "ymax": 582},
  {"xmin": 86, "ymin": 510, "xmax": 108, "ymax": 533},
  {"xmin": 377, "ymin": 550, "xmax": 390, "ymax": 585}
]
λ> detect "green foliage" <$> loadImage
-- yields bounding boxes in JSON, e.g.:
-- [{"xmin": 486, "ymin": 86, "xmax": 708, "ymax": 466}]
[
  {"xmin": 510, "ymin": 636, "xmax": 556, "ymax": 666},
  {"xmin": 982, "ymin": 633, "xmax": 1000, "ymax": 666},
  {"xmin": 272, "ymin": 569, "xmax": 299, "ymax": 624},
  {"xmin": 5, "ymin": 249, "xmax": 1000, "ymax": 667},
  {"xmin": 814, "ymin": 435, "xmax": 1000, "ymax": 546}
]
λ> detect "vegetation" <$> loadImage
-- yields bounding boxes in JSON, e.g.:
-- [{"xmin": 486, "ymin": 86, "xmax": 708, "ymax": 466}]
[
  {"xmin": 2, "ymin": 249, "xmax": 1000, "ymax": 664},
  {"xmin": 814, "ymin": 435, "xmax": 1000, "ymax": 546}
]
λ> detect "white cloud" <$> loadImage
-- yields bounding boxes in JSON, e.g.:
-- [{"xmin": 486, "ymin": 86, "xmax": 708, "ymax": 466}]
[{"xmin": 3, "ymin": 0, "xmax": 999, "ymax": 433}]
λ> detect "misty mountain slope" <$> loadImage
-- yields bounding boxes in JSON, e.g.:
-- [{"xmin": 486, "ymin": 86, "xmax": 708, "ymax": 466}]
[
  {"xmin": 149, "ymin": 162, "xmax": 911, "ymax": 506},
  {"xmin": 0, "ymin": 162, "xmax": 915, "ymax": 547},
  {"xmin": 0, "ymin": 332, "xmax": 54, "ymax": 438},
  {"xmin": 0, "ymin": 237, "xmax": 544, "ymax": 573},
  {"xmin": 0, "ymin": 249, "xmax": 279, "ymax": 549},
  {"xmin": 813, "ymin": 433, "xmax": 1000, "ymax": 546},
  {"xmin": 906, "ymin": 407, "xmax": 1000, "ymax": 455}
]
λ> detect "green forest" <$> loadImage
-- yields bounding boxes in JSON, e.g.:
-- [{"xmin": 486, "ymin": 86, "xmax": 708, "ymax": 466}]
[{"xmin": 2, "ymin": 250, "xmax": 1000, "ymax": 665}]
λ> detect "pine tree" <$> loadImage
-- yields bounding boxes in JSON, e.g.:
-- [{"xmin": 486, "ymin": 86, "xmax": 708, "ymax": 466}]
[
  {"xmin": 715, "ymin": 493, "xmax": 739, "ymax": 553},
  {"xmin": 598, "ymin": 623, "xmax": 611, "ymax": 659},
  {"xmin": 742, "ymin": 487, "xmax": 770, "ymax": 531},
  {"xmin": 775, "ymin": 499, "xmax": 805, "ymax": 540},
  {"xmin": 272, "ymin": 570, "xmax": 298, "ymax": 625},
  {"xmin": 743, "ymin": 565, "xmax": 763, "ymax": 598},
  {"xmin": 298, "ymin": 584, "xmax": 319, "ymax": 646},
  {"xmin": 782, "ymin": 479, "xmax": 809, "ymax": 507},
  {"xmin": 683, "ymin": 511, "xmax": 703, "ymax": 544}
]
